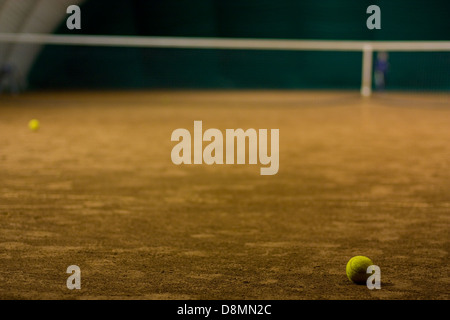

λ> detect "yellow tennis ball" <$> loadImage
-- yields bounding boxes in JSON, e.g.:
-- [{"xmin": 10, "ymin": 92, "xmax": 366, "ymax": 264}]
[
  {"xmin": 28, "ymin": 119, "xmax": 40, "ymax": 131},
  {"xmin": 346, "ymin": 255, "xmax": 373, "ymax": 284}
]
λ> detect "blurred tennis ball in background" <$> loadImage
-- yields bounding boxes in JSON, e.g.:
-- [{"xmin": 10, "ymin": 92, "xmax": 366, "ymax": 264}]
[
  {"xmin": 28, "ymin": 119, "xmax": 40, "ymax": 131},
  {"xmin": 346, "ymin": 255, "xmax": 373, "ymax": 284}
]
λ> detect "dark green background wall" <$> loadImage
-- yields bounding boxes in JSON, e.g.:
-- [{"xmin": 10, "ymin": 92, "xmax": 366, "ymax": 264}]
[{"xmin": 29, "ymin": 0, "xmax": 450, "ymax": 90}]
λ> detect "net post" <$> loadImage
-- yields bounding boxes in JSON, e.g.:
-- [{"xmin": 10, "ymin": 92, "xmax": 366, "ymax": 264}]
[{"xmin": 361, "ymin": 44, "xmax": 373, "ymax": 97}]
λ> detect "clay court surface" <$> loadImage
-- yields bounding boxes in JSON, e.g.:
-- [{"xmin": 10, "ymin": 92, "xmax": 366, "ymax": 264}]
[{"xmin": 0, "ymin": 91, "xmax": 448, "ymax": 299}]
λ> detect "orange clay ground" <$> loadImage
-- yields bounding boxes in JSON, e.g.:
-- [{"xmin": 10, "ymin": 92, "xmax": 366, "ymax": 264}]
[{"xmin": 0, "ymin": 91, "xmax": 448, "ymax": 299}]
